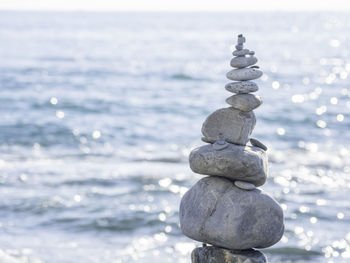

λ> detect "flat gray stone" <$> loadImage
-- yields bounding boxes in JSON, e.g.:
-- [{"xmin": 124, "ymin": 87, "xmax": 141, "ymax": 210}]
[
  {"xmin": 234, "ymin": 180, "xmax": 256, "ymax": 190},
  {"xmin": 212, "ymin": 140, "xmax": 229, "ymax": 151},
  {"xmin": 230, "ymin": 56, "xmax": 257, "ymax": 68},
  {"xmin": 232, "ymin": 49, "xmax": 250, "ymax": 56},
  {"xmin": 250, "ymin": 138, "xmax": 268, "ymax": 151},
  {"xmin": 189, "ymin": 143, "xmax": 267, "ymax": 186},
  {"xmin": 227, "ymin": 68, "xmax": 263, "ymax": 81},
  {"xmin": 180, "ymin": 177, "xmax": 284, "ymax": 250},
  {"xmin": 225, "ymin": 81, "xmax": 259, "ymax": 94},
  {"xmin": 226, "ymin": 94, "xmax": 263, "ymax": 112},
  {"xmin": 191, "ymin": 246, "xmax": 267, "ymax": 263},
  {"xmin": 201, "ymin": 107, "xmax": 256, "ymax": 146}
]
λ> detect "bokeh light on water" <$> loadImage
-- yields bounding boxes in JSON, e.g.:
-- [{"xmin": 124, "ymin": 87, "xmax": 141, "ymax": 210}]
[{"xmin": 0, "ymin": 11, "xmax": 350, "ymax": 262}]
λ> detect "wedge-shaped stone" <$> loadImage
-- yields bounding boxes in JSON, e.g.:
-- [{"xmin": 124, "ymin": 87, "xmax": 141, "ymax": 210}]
[
  {"xmin": 250, "ymin": 138, "xmax": 268, "ymax": 151},
  {"xmin": 230, "ymin": 56, "xmax": 258, "ymax": 68},
  {"xmin": 192, "ymin": 246, "xmax": 267, "ymax": 263},
  {"xmin": 189, "ymin": 143, "xmax": 267, "ymax": 186},
  {"xmin": 225, "ymin": 81, "xmax": 259, "ymax": 94},
  {"xmin": 201, "ymin": 107, "xmax": 256, "ymax": 145},
  {"xmin": 226, "ymin": 94, "xmax": 262, "ymax": 112},
  {"xmin": 180, "ymin": 177, "xmax": 284, "ymax": 250},
  {"xmin": 226, "ymin": 68, "xmax": 263, "ymax": 81}
]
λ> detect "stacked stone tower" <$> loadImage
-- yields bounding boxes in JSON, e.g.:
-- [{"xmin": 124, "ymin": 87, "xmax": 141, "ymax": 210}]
[{"xmin": 179, "ymin": 34, "xmax": 284, "ymax": 263}]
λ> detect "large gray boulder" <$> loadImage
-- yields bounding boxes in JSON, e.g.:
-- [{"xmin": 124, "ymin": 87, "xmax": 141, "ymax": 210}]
[
  {"xmin": 180, "ymin": 177, "xmax": 284, "ymax": 250},
  {"xmin": 189, "ymin": 142, "xmax": 267, "ymax": 187},
  {"xmin": 191, "ymin": 246, "xmax": 267, "ymax": 263},
  {"xmin": 201, "ymin": 107, "xmax": 256, "ymax": 145}
]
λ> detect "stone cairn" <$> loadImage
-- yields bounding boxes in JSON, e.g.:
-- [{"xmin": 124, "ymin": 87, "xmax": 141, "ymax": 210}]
[{"xmin": 179, "ymin": 34, "xmax": 284, "ymax": 263}]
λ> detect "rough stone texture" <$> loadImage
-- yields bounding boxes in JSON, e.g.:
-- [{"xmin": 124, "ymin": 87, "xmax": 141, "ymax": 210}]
[
  {"xmin": 201, "ymin": 107, "xmax": 256, "ymax": 145},
  {"xmin": 250, "ymin": 138, "xmax": 268, "ymax": 151},
  {"xmin": 225, "ymin": 81, "xmax": 259, "ymax": 94},
  {"xmin": 180, "ymin": 177, "xmax": 284, "ymax": 250},
  {"xmin": 226, "ymin": 94, "xmax": 263, "ymax": 112},
  {"xmin": 232, "ymin": 49, "xmax": 251, "ymax": 56},
  {"xmin": 189, "ymin": 143, "xmax": 267, "ymax": 186},
  {"xmin": 234, "ymin": 180, "xmax": 256, "ymax": 190},
  {"xmin": 227, "ymin": 68, "xmax": 263, "ymax": 81},
  {"xmin": 191, "ymin": 246, "xmax": 267, "ymax": 263},
  {"xmin": 230, "ymin": 56, "xmax": 258, "ymax": 68}
]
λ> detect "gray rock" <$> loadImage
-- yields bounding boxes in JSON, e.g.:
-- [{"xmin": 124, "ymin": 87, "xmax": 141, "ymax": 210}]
[
  {"xmin": 235, "ymin": 44, "xmax": 243, "ymax": 51},
  {"xmin": 225, "ymin": 81, "xmax": 259, "ymax": 94},
  {"xmin": 248, "ymin": 51, "xmax": 255, "ymax": 55},
  {"xmin": 191, "ymin": 246, "xmax": 267, "ymax": 263},
  {"xmin": 234, "ymin": 180, "xmax": 256, "ymax": 190},
  {"xmin": 250, "ymin": 138, "xmax": 268, "ymax": 151},
  {"xmin": 201, "ymin": 137, "xmax": 211, "ymax": 143},
  {"xmin": 227, "ymin": 68, "xmax": 263, "ymax": 81},
  {"xmin": 230, "ymin": 56, "xmax": 258, "ymax": 68},
  {"xmin": 201, "ymin": 108, "xmax": 256, "ymax": 145},
  {"xmin": 237, "ymin": 35, "xmax": 246, "ymax": 45},
  {"xmin": 180, "ymin": 177, "xmax": 285, "ymax": 250},
  {"xmin": 226, "ymin": 94, "xmax": 263, "ymax": 112},
  {"xmin": 232, "ymin": 49, "xmax": 251, "ymax": 56},
  {"xmin": 212, "ymin": 140, "xmax": 229, "ymax": 151},
  {"xmin": 189, "ymin": 143, "xmax": 267, "ymax": 186}
]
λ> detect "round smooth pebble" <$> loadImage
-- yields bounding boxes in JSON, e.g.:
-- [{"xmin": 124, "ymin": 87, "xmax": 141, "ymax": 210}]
[
  {"xmin": 226, "ymin": 68, "xmax": 263, "ymax": 81},
  {"xmin": 225, "ymin": 81, "xmax": 259, "ymax": 94},
  {"xmin": 250, "ymin": 138, "xmax": 268, "ymax": 151},
  {"xmin": 232, "ymin": 49, "xmax": 251, "ymax": 56},
  {"xmin": 213, "ymin": 140, "xmax": 229, "ymax": 151},
  {"xmin": 234, "ymin": 180, "xmax": 256, "ymax": 190},
  {"xmin": 225, "ymin": 94, "xmax": 263, "ymax": 112},
  {"xmin": 230, "ymin": 56, "xmax": 257, "ymax": 68}
]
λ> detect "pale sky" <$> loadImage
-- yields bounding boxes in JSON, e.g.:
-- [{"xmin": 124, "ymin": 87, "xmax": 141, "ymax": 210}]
[{"xmin": 1, "ymin": 0, "xmax": 350, "ymax": 12}]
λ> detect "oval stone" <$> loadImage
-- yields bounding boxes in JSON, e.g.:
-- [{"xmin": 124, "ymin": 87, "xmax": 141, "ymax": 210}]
[
  {"xmin": 225, "ymin": 81, "xmax": 259, "ymax": 94},
  {"xmin": 201, "ymin": 107, "xmax": 256, "ymax": 145},
  {"xmin": 226, "ymin": 68, "xmax": 263, "ymax": 81},
  {"xmin": 180, "ymin": 177, "xmax": 284, "ymax": 250},
  {"xmin": 234, "ymin": 180, "xmax": 256, "ymax": 190},
  {"xmin": 225, "ymin": 94, "xmax": 263, "ymax": 112},
  {"xmin": 230, "ymin": 56, "xmax": 258, "ymax": 68},
  {"xmin": 189, "ymin": 143, "xmax": 267, "ymax": 186},
  {"xmin": 232, "ymin": 49, "xmax": 250, "ymax": 56}
]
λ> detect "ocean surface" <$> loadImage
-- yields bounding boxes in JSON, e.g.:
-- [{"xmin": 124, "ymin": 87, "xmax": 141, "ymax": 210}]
[{"xmin": 0, "ymin": 11, "xmax": 349, "ymax": 263}]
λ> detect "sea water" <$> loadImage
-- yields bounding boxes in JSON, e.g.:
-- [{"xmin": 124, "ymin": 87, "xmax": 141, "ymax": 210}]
[{"xmin": 0, "ymin": 11, "xmax": 349, "ymax": 262}]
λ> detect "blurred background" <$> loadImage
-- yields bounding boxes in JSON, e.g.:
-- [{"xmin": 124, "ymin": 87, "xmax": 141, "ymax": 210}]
[{"xmin": 0, "ymin": 0, "xmax": 350, "ymax": 262}]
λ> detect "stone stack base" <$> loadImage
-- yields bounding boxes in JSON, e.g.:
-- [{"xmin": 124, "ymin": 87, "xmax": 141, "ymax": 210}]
[{"xmin": 191, "ymin": 246, "xmax": 267, "ymax": 263}]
